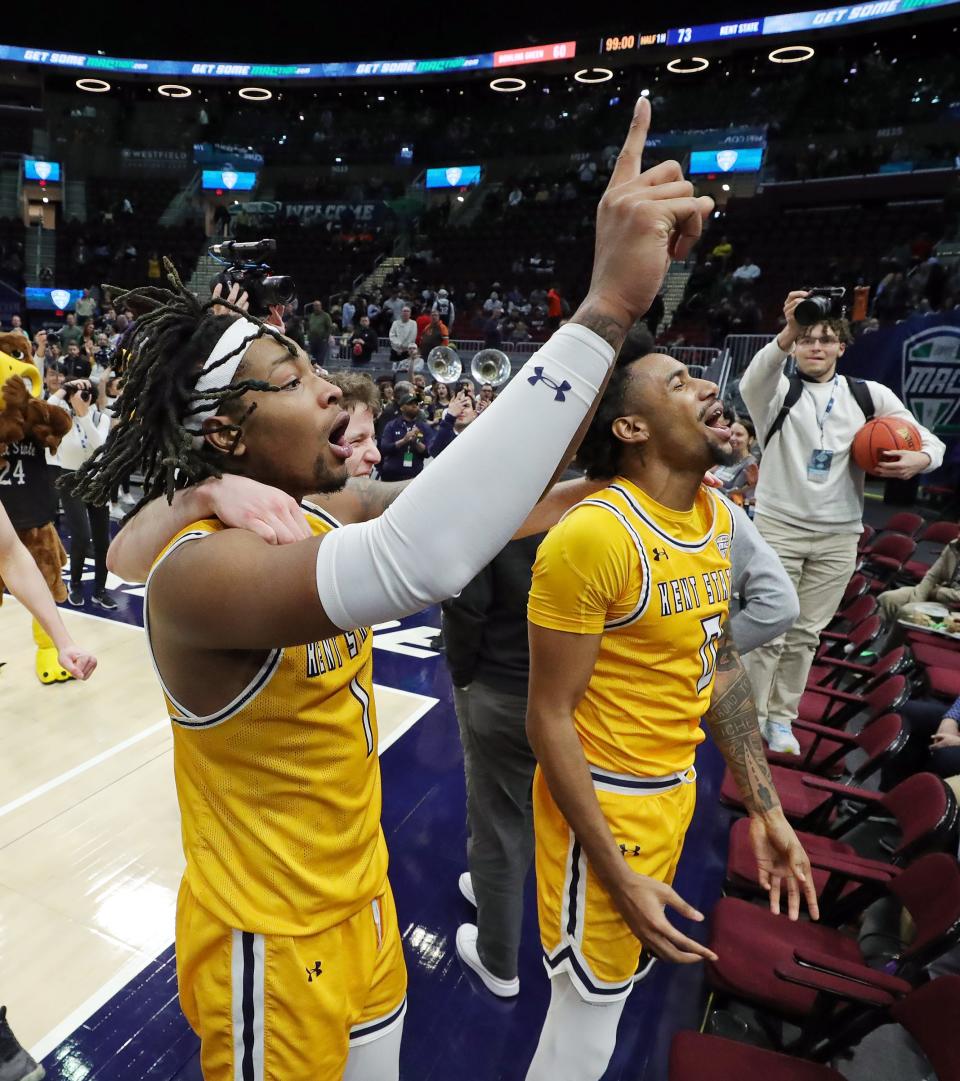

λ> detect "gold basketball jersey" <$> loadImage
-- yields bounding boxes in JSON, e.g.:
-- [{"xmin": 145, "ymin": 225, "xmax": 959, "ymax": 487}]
[
  {"xmin": 528, "ymin": 478, "xmax": 735, "ymax": 776},
  {"xmin": 146, "ymin": 501, "xmax": 387, "ymax": 936}
]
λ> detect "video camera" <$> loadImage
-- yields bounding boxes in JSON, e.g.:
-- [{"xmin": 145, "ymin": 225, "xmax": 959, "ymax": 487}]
[
  {"xmin": 795, "ymin": 287, "xmax": 846, "ymax": 326},
  {"xmin": 208, "ymin": 239, "xmax": 296, "ymax": 318},
  {"xmin": 63, "ymin": 381, "xmax": 92, "ymax": 403}
]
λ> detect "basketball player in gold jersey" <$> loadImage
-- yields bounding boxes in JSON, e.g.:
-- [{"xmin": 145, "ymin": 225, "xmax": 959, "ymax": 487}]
[
  {"xmin": 69, "ymin": 101, "xmax": 716, "ymax": 1080},
  {"xmin": 524, "ymin": 350, "xmax": 818, "ymax": 1081}
]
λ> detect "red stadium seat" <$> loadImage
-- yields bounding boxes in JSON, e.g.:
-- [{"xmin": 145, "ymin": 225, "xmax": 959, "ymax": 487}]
[
  {"xmin": 669, "ymin": 976, "xmax": 960, "ymax": 1081},
  {"xmin": 726, "ymin": 772, "xmax": 958, "ymax": 907},
  {"xmin": 899, "ymin": 521, "xmax": 960, "ymax": 583},
  {"xmin": 706, "ymin": 855, "xmax": 960, "ymax": 1029},
  {"xmin": 722, "ymin": 714, "xmax": 908, "ymax": 826},
  {"xmin": 858, "ymin": 534, "xmax": 917, "ymax": 592},
  {"xmin": 879, "ymin": 512, "xmax": 924, "ymax": 539}
]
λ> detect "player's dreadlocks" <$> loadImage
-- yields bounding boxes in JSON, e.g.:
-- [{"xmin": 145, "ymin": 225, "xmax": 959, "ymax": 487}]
[{"xmin": 65, "ymin": 258, "xmax": 296, "ymax": 514}]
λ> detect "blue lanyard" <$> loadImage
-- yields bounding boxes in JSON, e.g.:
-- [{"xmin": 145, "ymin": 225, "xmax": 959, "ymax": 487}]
[{"xmin": 810, "ymin": 375, "xmax": 839, "ymax": 447}]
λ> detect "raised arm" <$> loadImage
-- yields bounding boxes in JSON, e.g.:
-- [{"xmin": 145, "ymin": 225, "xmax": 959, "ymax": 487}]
[{"xmin": 701, "ymin": 627, "xmax": 817, "ymax": 920}]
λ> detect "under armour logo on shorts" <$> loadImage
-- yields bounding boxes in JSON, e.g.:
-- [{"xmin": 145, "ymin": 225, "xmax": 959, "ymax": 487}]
[
  {"xmin": 306, "ymin": 960, "xmax": 323, "ymax": 981},
  {"xmin": 527, "ymin": 366, "xmax": 572, "ymax": 402}
]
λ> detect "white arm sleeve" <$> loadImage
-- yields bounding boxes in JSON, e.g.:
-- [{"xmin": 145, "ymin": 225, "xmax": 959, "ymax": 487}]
[{"xmin": 316, "ymin": 322, "xmax": 615, "ymax": 630}]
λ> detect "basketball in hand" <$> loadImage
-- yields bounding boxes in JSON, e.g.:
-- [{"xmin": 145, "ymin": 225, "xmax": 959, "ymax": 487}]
[{"xmin": 851, "ymin": 417, "xmax": 922, "ymax": 473}]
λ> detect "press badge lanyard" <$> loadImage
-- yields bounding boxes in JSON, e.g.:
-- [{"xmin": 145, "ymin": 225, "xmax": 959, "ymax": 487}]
[
  {"xmin": 811, "ymin": 374, "xmax": 839, "ymax": 449},
  {"xmin": 806, "ymin": 374, "xmax": 838, "ymax": 483}
]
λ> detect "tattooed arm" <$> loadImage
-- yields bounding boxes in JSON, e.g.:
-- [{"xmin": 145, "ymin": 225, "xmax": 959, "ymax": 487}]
[{"xmin": 703, "ymin": 627, "xmax": 819, "ymax": 921}]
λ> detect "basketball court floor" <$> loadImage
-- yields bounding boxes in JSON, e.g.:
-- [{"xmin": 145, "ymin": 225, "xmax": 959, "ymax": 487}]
[{"xmin": 1, "ymin": 546, "xmax": 730, "ymax": 1080}]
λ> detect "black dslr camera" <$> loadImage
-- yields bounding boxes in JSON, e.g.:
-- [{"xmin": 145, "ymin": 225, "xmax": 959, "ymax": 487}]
[
  {"xmin": 795, "ymin": 287, "xmax": 846, "ymax": 326},
  {"xmin": 209, "ymin": 239, "xmax": 296, "ymax": 318},
  {"xmin": 64, "ymin": 381, "xmax": 92, "ymax": 403}
]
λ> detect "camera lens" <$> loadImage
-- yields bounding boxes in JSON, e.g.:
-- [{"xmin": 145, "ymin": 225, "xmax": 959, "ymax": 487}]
[
  {"xmin": 261, "ymin": 276, "xmax": 296, "ymax": 306},
  {"xmin": 794, "ymin": 295, "xmax": 833, "ymax": 326}
]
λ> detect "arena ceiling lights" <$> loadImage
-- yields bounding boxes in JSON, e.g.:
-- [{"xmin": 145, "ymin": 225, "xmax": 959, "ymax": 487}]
[
  {"xmin": 238, "ymin": 86, "xmax": 273, "ymax": 101},
  {"xmin": 158, "ymin": 83, "xmax": 192, "ymax": 98},
  {"xmin": 76, "ymin": 77, "xmax": 110, "ymax": 93},
  {"xmin": 768, "ymin": 44, "xmax": 815, "ymax": 63},
  {"xmin": 489, "ymin": 77, "xmax": 526, "ymax": 93},
  {"xmin": 574, "ymin": 67, "xmax": 613, "ymax": 84},
  {"xmin": 666, "ymin": 57, "xmax": 709, "ymax": 74}
]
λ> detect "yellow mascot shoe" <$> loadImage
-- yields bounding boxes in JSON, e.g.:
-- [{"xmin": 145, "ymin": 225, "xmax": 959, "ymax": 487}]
[{"xmin": 36, "ymin": 646, "xmax": 72, "ymax": 684}]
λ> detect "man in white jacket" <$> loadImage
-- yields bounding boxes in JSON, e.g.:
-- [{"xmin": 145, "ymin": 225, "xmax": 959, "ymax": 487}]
[
  {"xmin": 739, "ymin": 290, "xmax": 945, "ymax": 754},
  {"xmin": 388, "ymin": 305, "xmax": 417, "ymax": 366}
]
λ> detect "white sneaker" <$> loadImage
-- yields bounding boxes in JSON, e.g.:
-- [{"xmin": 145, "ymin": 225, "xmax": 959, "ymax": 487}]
[
  {"xmin": 458, "ymin": 872, "xmax": 476, "ymax": 907},
  {"xmin": 767, "ymin": 722, "xmax": 801, "ymax": 755},
  {"xmin": 455, "ymin": 923, "xmax": 519, "ymax": 998}
]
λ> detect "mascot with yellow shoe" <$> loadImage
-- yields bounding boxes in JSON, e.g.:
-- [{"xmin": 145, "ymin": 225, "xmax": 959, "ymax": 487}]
[{"xmin": 0, "ymin": 331, "xmax": 77, "ymax": 683}]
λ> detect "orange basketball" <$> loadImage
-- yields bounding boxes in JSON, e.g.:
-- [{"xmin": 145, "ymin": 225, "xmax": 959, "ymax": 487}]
[{"xmin": 851, "ymin": 417, "xmax": 922, "ymax": 473}]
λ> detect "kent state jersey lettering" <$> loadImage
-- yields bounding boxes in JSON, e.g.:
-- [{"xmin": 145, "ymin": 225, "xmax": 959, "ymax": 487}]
[
  {"xmin": 528, "ymin": 478, "xmax": 735, "ymax": 776},
  {"xmin": 145, "ymin": 501, "xmax": 387, "ymax": 937}
]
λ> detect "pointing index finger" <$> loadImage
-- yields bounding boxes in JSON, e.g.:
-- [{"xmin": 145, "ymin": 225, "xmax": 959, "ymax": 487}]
[{"xmin": 609, "ymin": 97, "xmax": 651, "ymax": 190}]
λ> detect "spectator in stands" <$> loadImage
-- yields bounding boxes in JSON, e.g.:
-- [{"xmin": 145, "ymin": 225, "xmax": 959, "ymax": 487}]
[
  {"xmin": 429, "ymin": 391, "xmax": 477, "ymax": 457},
  {"xmin": 483, "ymin": 290, "xmax": 501, "ymax": 315},
  {"xmin": 62, "ymin": 342, "xmax": 92, "ymax": 381},
  {"xmin": 350, "ymin": 315, "xmax": 378, "ymax": 365},
  {"xmin": 43, "ymin": 363, "xmax": 64, "ymax": 399},
  {"xmin": 8, "ymin": 315, "xmax": 27, "ymax": 340},
  {"xmin": 878, "ymin": 536, "xmax": 960, "ymax": 621},
  {"xmin": 383, "ymin": 290, "xmax": 405, "ymax": 324},
  {"xmin": 884, "ymin": 690, "xmax": 960, "ymax": 788},
  {"xmin": 59, "ymin": 313, "xmax": 83, "ymax": 351},
  {"xmin": 739, "ymin": 290, "xmax": 946, "ymax": 755},
  {"xmin": 477, "ymin": 383, "xmax": 495, "ymax": 414},
  {"xmin": 389, "ymin": 305, "xmax": 417, "ymax": 365},
  {"xmin": 50, "ymin": 377, "xmax": 116, "ymax": 610},
  {"xmin": 427, "ymin": 381, "xmax": 452, "ymax": 423},
  {"xmin": 325, "ymin": 372, "xmax": 382, "ymax": 479},
  {"xmin": 419, "ymin": 311, "xmax": 449, "ymax": 358},
  {"xmin": 732, "ymin": 256, "xmax": 762, "ymax": 286},
  {"xmin": 546, "ymin": 284, "xmax": 563, "ymax": 332},
  {"xmin": 75, "ymin": 289, "xmax": 96, "ymax": 321},
  {"xmin": 305, "ymin": 300, "xmax": 334, "ymax": 367},
  {"xmin": 711, "ymin": 234, "xmax": 733, "ymax": 266},
  {"xmin": 711, "ymin": 418, "xmax": 759, "ymax": 507},
  {"xmin": 341, "ymin": 295, "xmax": 356, "ymax": 331},
  {"xmin": 378, "ymin": 393, "xmax": 432, "ymax": 480},
  {"xmin": 433, "ymin": 288, "xmax": 455, "ymax": 329}
]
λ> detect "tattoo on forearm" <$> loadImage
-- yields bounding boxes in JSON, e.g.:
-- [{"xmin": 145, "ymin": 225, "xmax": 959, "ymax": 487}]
[
  {"xmin": 349, "ymin": 477, "xmax": 410, "ymax": 520},
  {"xmin": 572, "ymin": 307, "xmax": 629, "ymax": 351},
  {"xmin": 704, "ymin": 631, "xmax": 780, "ymax": 815}
]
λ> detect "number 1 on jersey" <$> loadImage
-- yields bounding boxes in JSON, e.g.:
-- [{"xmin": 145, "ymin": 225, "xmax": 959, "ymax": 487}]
[{"xmin": 697, "ymin": 614, "xmax": 724, "ymax": 693}]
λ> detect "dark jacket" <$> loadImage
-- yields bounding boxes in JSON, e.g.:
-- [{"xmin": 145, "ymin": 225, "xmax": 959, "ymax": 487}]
[{"xmin": 441, "ymin": 533, "xmax": 544, "ymax": 696}]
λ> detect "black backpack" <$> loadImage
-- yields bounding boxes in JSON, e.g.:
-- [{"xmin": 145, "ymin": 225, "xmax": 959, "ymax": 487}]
[{"xmin": 764, "ymin": 374, "xmax": 875, "ymax": 446}]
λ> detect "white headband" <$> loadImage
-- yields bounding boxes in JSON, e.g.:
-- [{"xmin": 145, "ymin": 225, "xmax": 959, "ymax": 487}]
[{"xmin": 189, "ymin": 317, "xmax": 276, "ymax": 447}]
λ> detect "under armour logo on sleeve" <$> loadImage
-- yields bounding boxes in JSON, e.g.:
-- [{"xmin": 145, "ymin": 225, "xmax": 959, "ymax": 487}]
[{"xmin": 528, "ymin": 366, "xmax": 572, "ymax": 402}]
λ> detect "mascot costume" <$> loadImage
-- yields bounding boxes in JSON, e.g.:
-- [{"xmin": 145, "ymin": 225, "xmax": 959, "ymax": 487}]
[{"xmin": 0, "ymin": 332, "xmax": 74, "ymax": 682}]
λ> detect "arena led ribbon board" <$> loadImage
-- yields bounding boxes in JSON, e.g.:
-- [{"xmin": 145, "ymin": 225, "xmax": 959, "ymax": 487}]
[
  {"xmin": 0, "ymin": 40, "xmax": 575, "ymax": 80},
  {"xmin": 601, "ymin": 0, "xmax": 960, "ymax": 51}
]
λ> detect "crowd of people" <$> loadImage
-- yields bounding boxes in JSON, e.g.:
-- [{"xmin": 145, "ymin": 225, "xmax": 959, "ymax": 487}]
[{"xmin": 1, "ymin": 59, "xmax": 960, "ymax": 1080}]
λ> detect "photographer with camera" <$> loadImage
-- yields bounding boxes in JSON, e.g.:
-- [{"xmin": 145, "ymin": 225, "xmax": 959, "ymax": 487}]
[
  {"xmin": 739, "ymin": 289, "xmax": 945, "ymax": 754},
  {"xmin": 50, "ymin": 377, "xmax": 117, "ymax": 610},
  {"xmin": 350, "ymin": 314, "xmax": 378, "ymax": 365}
]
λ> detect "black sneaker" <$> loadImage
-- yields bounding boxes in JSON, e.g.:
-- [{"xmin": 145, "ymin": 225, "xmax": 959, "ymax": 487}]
[
  {"xmin": 67, "ymin": 586, "xmax": 84, "ymax": 607},
  {"xmin": 0, "ymin": 1005, "xmax": 45, "ymax": 1081},
  {"xmin": 91, "ymin": 590, "xmax": 118, "ymax": 611}
]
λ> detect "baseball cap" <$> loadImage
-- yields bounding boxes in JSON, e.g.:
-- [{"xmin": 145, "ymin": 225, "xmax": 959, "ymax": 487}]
[{"xmin": 398, "ymin": 393, "xmax": 417, "ymax": 406}]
